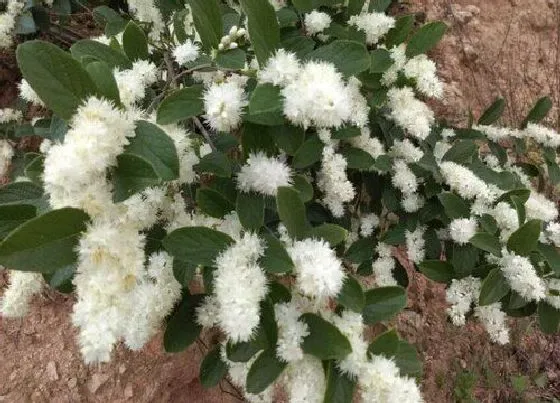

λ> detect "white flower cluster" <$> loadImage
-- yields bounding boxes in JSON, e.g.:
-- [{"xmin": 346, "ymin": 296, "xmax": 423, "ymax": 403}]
[
  {"xmin": 162, "ymin": 123, "xmax": 199, "ymax": 184},
  {"xmin": 474, "ymin": 303, "xmax": 510, "ymax": 345},
  {"xmin": 348, "ymin": 12, "xmax": 395, "ymax": 45},
  {"xmin": 499, "ymin": 249, "xmax": 546, "ymax": 302},
  {"xmin": 492, "ymin": 201, "xmax": 519, "ymax": 242},
  {"xmin": 237, "ymin": 152, "xmax": 292, "ymax": 196},
  {"xmin": 114, "ymin": 60, "xmax": 158, "ymax": 106},
  {"xmin": 0, "ymin": 107, "xmax": 22, "ymax": 123},
  {"xmin": 0, "ymin": 0, "xmax": 24, "ymax": 48},
  {"xmin": 387, "ymin": 87, "xmax": 435, "ymax": 141},
  {"xmin": 545, "ymin": 222, "xmax": 560, "ymax": 247},
  {"xmin": 203, "ymin": 76, "xmax": 248, "ymax": 132},
  {"xmin": 0, "ymin": 139, "xmax": 14, "ymax": 177},
  {"xmin": 474, "ymin": 123, "xmax": 560, "ymax": 149},
  {"xmin": 525, "ymin": 191, "xmax": 558, "ymax": 223},
  {"xmin": 382, "ymin": 44, "xmax": 407, "ymax": 86},
  {"xmin": 406, "ymin": 227, "xmax": 426, "ymax": 264},
  {"xmin": 360, "ymin": 213, "xmax": 380, "ymax": 237},
  {"xmin": 392, "ymin": 159, "xmax": 423, "ymax": 212},
  {"xmin": 127, "ymin": 0, "xmax": 164, "ymax": 40},
  {"xmin": 305, "ymin": 11, "xmax": 332, "ymax": 35},
  {"xmin": 172, "ymin": 39, "xmax": 200, "ymax": 65},
  {"xmin": 546, "ymin": 278, "xmax": 560, "ymax": 309},
  {"xmin": 349, "ymin": 127, "xmax": 386, "ymax": 159},
  {"xmin": 391, "ymin": 139, "xmax": 424, "ymax": 163},
  {"xmin": 274, "ymin": 299, "xmax": 309, "ymax": 362},
  {"xmin": 283, "ymin": 355, "xmax": 326, "ymax": 403},
  {"xmin": 372, "ymin": 242, "xmax": 397, "ymax": 286},
  {"xmin": 213, "ymin": 233, "xmax": 267, "ymax": 342},
  {"xmin": 403, "ymin": 55, "xmax": 444, "ymax": 99},
  {"xmin": 19, "ymin": 79, "xmax": 44, "ymax": 106},
  {"xmin": 317, "ymin": 145, "xmax": 355, "ymax": 217},
  {"xmin": 0, "ymin": 271, "xmax": 43, "ymax": 317},
  {"xmin": 218, "ymin": 25, "xmax": 246, "ymax": 51},
  {"xmin": 449, "ymin": 217, "xmax": 477, "ymax": 245}
]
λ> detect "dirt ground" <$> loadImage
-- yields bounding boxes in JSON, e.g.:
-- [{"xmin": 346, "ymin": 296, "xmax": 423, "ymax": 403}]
[{"xmin": 1, "ymin": 1, "xmax": 560, "ymax": 402}]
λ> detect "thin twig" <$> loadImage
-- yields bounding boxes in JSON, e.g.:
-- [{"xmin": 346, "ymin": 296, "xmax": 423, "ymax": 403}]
[{"xmin": 193, "ymin": 117, "xmax": 217, "ymax": 151}]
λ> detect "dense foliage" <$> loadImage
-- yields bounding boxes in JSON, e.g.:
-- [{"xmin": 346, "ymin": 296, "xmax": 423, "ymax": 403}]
[{"xmin": 0, "ymin": 0, "xmax": 559, "ymax": 401}]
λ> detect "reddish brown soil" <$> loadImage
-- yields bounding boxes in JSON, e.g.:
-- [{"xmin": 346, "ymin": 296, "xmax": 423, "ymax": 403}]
[{"xmin": 2, "ymin": 1, "xmax": 560, "ymax": 402}]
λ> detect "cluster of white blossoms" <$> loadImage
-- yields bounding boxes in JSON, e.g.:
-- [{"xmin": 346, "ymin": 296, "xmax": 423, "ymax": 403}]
[
  {"xmin": 403, "ymin": 55, "xmax": 444, "ymax": 99},
  {"xmin": 449, "ymin": 218, "xmax": 477, "ymax": 245},
  {"xmin": 348, "ymin": 12, "xmax": 395, "ymax": 45},
  {"xmin": 203, "ymin": 75, "xmax": 248, "ymax": 132},
  {"xmin": 360, "ymin": 212, "xmax": 380, "ymax": 237},
  {"xmin": 237, "ymin": 152, "xmax": 292, "ymax": 196},
  {"xmin": 406, "ymin": 226, "xmax": 426, "ymax": 264},
  {"xmin": 114, "ymin": 60, "xmax": 158, "ymax": 107},
  {"xmin": 218, "ymin": 25, "xmax": 246, "ymax": 51},
  {"xmin": 525, "ymin": 191, "xmax": 558, "ymax": 222},
  {"xmin": 498, "ymin": 249, "xmax": 546, "ymax": 302},
  {"xmin": 372, "ymin": 242, "xmax": 398, "ymax": 286},
  {"xmin": 474, "ymin": 303, "xmax": 510, "ymax": 345},
  {"xmin": 317, "ymin": 145, "xmax": 356, "ymax": 217},
  {"xmin": 172, "ymin": 39, "xmax": 200, "ymax": 65},
  {"xmin": 0, "ymin": 0, "xmax": 24, "ymax": 48},
  {"xmin": 274, "ymin": 297, "xmax": 310, "ymax": 362},
  {"xmin": 0, "ymin": 107, "xmax": 22, "ymax": 123},
  {"xmin": 474, "ymin": 122, "xmax": 560, "ymax": 149},
  {"xmin": 19, "ymin": 79, "xmax": 44, "ymax": 106},
  {"xmin": 387, "ymin": 87, "xmax": 435, "ymax": 141},
  {"xmin": 127, "ymin": 0, "xmax": 164, "ymax": 40},
  {"xmin": 546, "ymin": 278, "xmax": 560, "ymax": 309},
  {"xmin": 0, "ymin": 271, "xmax": 43, "ymax": 317},
  {"xmin": 304, "ymin": 11, "xmax": 331, "ymax": 35},
  {"xmin": 392, "ymin": 159, "xmax": 423, "ymax": 212},
  {"xmin": 212, "ymin": 233, "xmax": 267, "ymax": 342},
  {"xmin": 391, "ymin": 139, "xmax": 424, "ymax": 164},
  {"xmin": 0, "ymin": 139, "xmax": 14, "ymax": 177}
]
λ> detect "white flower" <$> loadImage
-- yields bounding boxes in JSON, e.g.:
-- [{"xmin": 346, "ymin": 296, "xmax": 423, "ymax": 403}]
[
  {"xmin": 274, "ymin": 301, "xmax": 309, "ymax": 362},
  {"xmin": 492, "ymin": 202, "xmax": 519, "ymax": 241},
  {"xmin": 439, "ymin": 161, "xmax": 499, "ymax": 205},
  {"xmin": 403, "ymin": 54, "xmax": 443, "ymax": 98},
  {"xmin": 387, "ymin": 87, "xmax": 434, "ymax": 140},
  {"xmin": 19, "ymin": 79, "xmax": 44, "ymax": 106},
  {"xmin": 288, "ymin": 238, "xmax": 345, "ymax": 299},
  {"xmin": 525, "ymin": 191, "xmax": 558, "ymax": 223},
  {"xmin": 406, "ymin": 226, "xmax": 425, "ymax": 264},
  {"xmin": 305, "ymin": 11, "xmax": 332, "ymax": 35},
  {"xmin": 346, "ymin": 77, "xmax": 370, "ymax": 127},
  {"xmin": 284, "ymin": 355, "xmax": 326, "ymax": 403},
  {"xmin": 546, "ymin": 278, "xmax": 560, "ymax": 310},
  {"xmin": 268, "ymin": 0, "xmax": 286, "ymax": 10},
  {"xmin": 525, "ymin": 123, "xmax": 560, "ymax": 148},
  {"xmin": 372, "ymin": 248, "xmax": 397, "ymax": 287},
  {"xmin": 162, "ymin": 124, "xmax": 199, "ymax": 184},
  {"xmin": 127, "ymin": 0, "xmax": 164, "ymax": 40},
  {"xmin": 0, "ymin": 139, "xmax": 13, "ymax": 176},
  {"xmin": 213, "ymin": 233, "xmax": 267, "ymax": 342},
  {"xmin": 172, "ymin": 39, "xmax": 199, "ymax": 65},
  {"xmin": 237, "ymin": 152, "xmax": 292, "ymax": 195},
  {"xmin": 348, "ymin": 12, "xmax": 395, "ymax": 45},
  {"xmin": 349, "ymin": 127, "xmax": 386, "ymax": 159},
  {"xmin": 122, "ymin": 186, "xmax": 168, "ymax": 230},
  {"xmin": 449, "ymin": 218, "xmax": 477, "ymax": 244},
  {"xmin": 546, "ymin": 222, "xmax": 560, "ymax": 247},
  {"xmin": 282, "ymin": 61, "xmax": 353, "ymax": 128},
  {"xmin": 0, "ymin": 0, "xmax": 24, "ymax": 48},
  {"xmin": 402, "ymin": 193, "xmax": 424, "ymax": 212},
  {"xmin": 391, "ymin": 139, "xmax": 424, "ymax": 163},
  {"xmin": 446, "ymin": 276, "xmax": 481, "ymax": 326},
  {"xmin": 0, "ymin": 271, "xmax": 43, "ymax": 317},
  {"xmin": 499, "ymin": 249, "xmax": 546, "ymax": 302},
  {"xmin": 114, "ymin": 60, "xmax": 158, "ymax": 106},
  {"xmin": 473, "ymin": 125, "xmax": 522, "ymax": 142},
  {"xmin": 392, "ymin": 160, "xmax": 418, "ymax": 195},
  {"xmin": 0, "ymin": 108, "xmax": 22, "ymax": 123},
  {"xmin": 203, "ymin": 79, "xmax": 248, "ymax": 132},
  {"xmin": 196, "ymin": 295, "xmax": 220, "ymax": 328},
  {"xmin": 258, "ymin": 49, "xmax": 301, "ymax": 87},
  {"xmin": 360, "ymin": 213, "xmax": 379, "ymax": 237},
  {"xmin": 474, "ymin": 303, "xmax": 510, "ymax": 345},
  {"xmin": 332, "ymin": 311, "xmax": 368, "ymax": 376},
  {"xmin": 381, "ymin": 44, "xmax": 407, "ymax": 86},
  {"xmin": 317, "ymin": 145, "xmax": 355, "ymax": 217}
]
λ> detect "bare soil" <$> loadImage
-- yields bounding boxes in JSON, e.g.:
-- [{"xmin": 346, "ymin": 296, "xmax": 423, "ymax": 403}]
[{"xmin": 2, "ymin": 1, "xmax": 560, "ymax": 402}]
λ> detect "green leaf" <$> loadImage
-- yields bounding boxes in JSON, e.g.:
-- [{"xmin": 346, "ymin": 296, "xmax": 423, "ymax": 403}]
[
  {"xmin": 470, "ymin": 232, "xmax": 502, "ymax": 256},
  {"xmin": 197, "ymin": 151, "xmax": 232, "ymax": 177},
  {"xmin": 43, "ymin": 264, "xmax": 75, "ymax": 293},
  {"xmin": 276, "ymin": 8, "xmax": 299, "ymax": 27},
  {"xmin": 237, "ymin": 192, "xmax": 265, "ymax": 230},
  {"xmin": 368, "ymin": 329, "xmax": 399, "ymax": 357},
  {"xmin": 537, "ymin": 242, "xmax": 560, "ymax": 275},
  {"xmin": 370, "ymin": 49, "xmax": 393, "ymax": 73},
  {"xmin": 496, "ymin": 188, "xmax": 531, "ymax": 204},
  {"xmin": 368, "ymin": 330, "xmax": 423, "ymax": 378},
  {"xmin": 301, "ymin": 313, "xmax": 352, "ymax": 360},
  {"xmin": 172, "ymin": 259, "xmax": 196, "ymax": 286},
  {"xmin": 0, "ymin": 208, "xmax": 89, "ymax": 273},
  {"xmin": 226, "ymin": 338, "xmax": 265, "ymax": 362},
  {"xmin": 418, "ymin": 260, "xmax": 455, "ymax": 283},
  {"xmin": 156, "ymin": 86, "xmax": 204, "ymax": 125},
  {"xmin": 478, "ymin": 98, "xmax": 505, "ymax": 125},
  {"xmin": 538, "ymin": 302, "xmax": 560, "ymax": 334},
  {"xmin": 507, "ymin": 219, "xmax": 541, "ymax": 256},
  {"xmin": 438, "ymin": 192, "xmax": 470, "ymax": 219},
  {"xmin": 164, "ymin": 293, "xmax": 204, "ymax": 352},
  {"xmin": 479, "ymin": 268, "xmax": 510, "ymax": 306},
  {"xmin": 246, "ymin": 350, "xmax": 287, "ymax": 394},
  {"xmin": 0, "ymin": 182, "xmax": 44, "ymax": 208},
  {"xmin": 216, "ymin": 48, "xmax": 247, "ymax": 69},
  {"xmin": 385, "ymin": 14, "xmax": 415, "ymax": 48},
  {"xmin": 369, "ymin": 0, "xmax": 392, "ymax": 11},
  {"xmin": 16, "ymin": 40, "xmax": 97, "ymax": 120},
  {"xmin": 0, "ymin": 205, "xmax": 37, "ymax": 240},
  {"xmin": 521, "ymin": 96, "xmax": 552, "ymax": 129},
  {"xmin": 240, "ymin": 0, "xmax": 280, "ymax": 65},
  {"xmin": 341, "ymin": 147, "xmax": 375, "ymax": 170},
  {"xmin": 93, "ymin": 5, "xmax": 127, "ymax": 36},
  {"xmin": 345, "ymin": 236, "xmax": 375, "ymax": 264},
  {"xmin": 347, "ymin": 0, "xmax": 366, "ymax": 16},
  {"xmin": 261, "ymin": 233, "xmax": 294, "ymax": 274},
  {"xmin": 281, "ymin": 35, "xmax": 315, "ymax": 58},
  {"xmin": 113, "ymin": 154, "xmax": 161, "ymax": 202},
  {"xmin": 70, "ymin": 39, "xmax": 132, "ymax": 69},
  {"xmin": 200, "ymin": 346, "xmax": 228, "ymax": 388},
  {"xmin": 163, "ymin": 226, "xmax": 234, "ymax": 266},
  {"xmin": 442, "ymin": 140, "xmax": 477, "ymax": 164},
  {"xmin": 306, "ymin": 40, "xmax": 370, "ymax": 77},
  {"xmin": 24, "ymin": 155, "xmax": 44, "ymax": 185},
  {"xmin": 406, "ymin": 21, "xmax": 447, "ymax": 58},
  {"xmin": 293, "ymin": 136, "xmax": 323, "ymax": 169},
  {"xmin": 332, "ymin": 126, "xmax": 361, "ymax": 140},
  {"xmin": 196, "ymin": 188, "xmax": 234, "ymax": 218},
  {"xmin": 337, "ymin": 276, "xmax": 365, "ymax": 313},
  {"xmin": 187, "ymin": 0, "xmax": 222, "ymax": 51},
  {"xmin": 363, "ymin": 286, "xmax": 407, "ymax": 324},
  {"xmin": 126, "ymin": 120, "xmax": 179, "ymax": 181},
  {"xmin": 450, "ymin": 243, "xmax": 480, "ymax": 277},
  {"xmin": 324, "ymin": 361, "xmax": 356, "ymax": 403},
  {"xmin": 122, "ymin": 21, "xmax": 149, "ymax": 61},
  {"xmin": 292, "ymin": 174, "xmax": 313, "ymax": 202},
  {"xmin": 246, "ymin": 84, "xmax": 285, "ymax": 126},
  {"xmin": 241, "ymin": 122, "xmax": 278, "ymax": 158},
  {"xmin": 276, "ymin": 186, "xmax": 311, "ymax": 240},
  {"xmin": 312, "ymin": 223, "xmax": 347, "ymax": 246},
  {"xmin": 271, "ymin": 125, "xmax": 305, "ymax": 155},
  {"xmin": 85, "ymin": 61, "xmax": 120, "ymax": 104}
]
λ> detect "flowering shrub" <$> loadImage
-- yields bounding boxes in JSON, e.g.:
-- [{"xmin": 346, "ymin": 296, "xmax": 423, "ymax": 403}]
[{"xmin": 0, "ymin": 0, "xmax": 559, "ymax": 401}]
